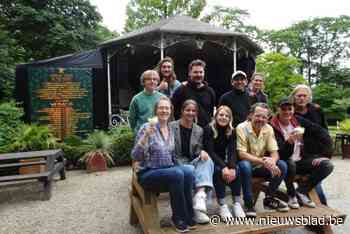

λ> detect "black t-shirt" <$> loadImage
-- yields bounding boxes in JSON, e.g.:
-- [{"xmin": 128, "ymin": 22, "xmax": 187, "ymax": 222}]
[{"xmin": 180, "ymin": 125, "xmax": 192, "ymax": 160}]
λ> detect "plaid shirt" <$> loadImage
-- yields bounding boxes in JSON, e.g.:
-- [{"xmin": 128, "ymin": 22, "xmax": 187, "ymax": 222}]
[{"xmin": 132, "ymin": 123, "xmax": 176, "ymax": 170}]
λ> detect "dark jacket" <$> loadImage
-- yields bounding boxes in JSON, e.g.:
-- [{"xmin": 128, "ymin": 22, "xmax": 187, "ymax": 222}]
[
  {"xmin": 270, "ymin": 115, "xmax": 333, "ymax": 161},
  {"xmin": 249, "ymin": 90, "xmax": 268, "ymax": 105},
  {"xmin": 172, "ymin": 80, "xmax": 216, "ymax": 127},
  {"xmin": 203, "ymin": 125, "xmax": 237, "ymax": 169},
  {"xmin": 219, "ymin": 88, "xmax": 250, "ymax": 127},
  {"xmin": 295, "ymin": 103, "xmax": 328, "ymax": 130}
]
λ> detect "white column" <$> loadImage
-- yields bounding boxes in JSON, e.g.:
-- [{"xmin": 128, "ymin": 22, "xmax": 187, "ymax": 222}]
[
  {"xmin": 107, "ymin": 55, "xmax": 112, "ymax": 126},
  {"xmin": 233, "ymin": 39, "xmax": 237, "ymax": 72},
  {"xmin": 160, "ymin": 33, "xmax": 164, "ymax": 59}
]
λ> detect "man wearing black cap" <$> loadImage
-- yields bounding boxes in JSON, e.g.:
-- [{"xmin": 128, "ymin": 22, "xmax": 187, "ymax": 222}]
[
  {"xmin": 270, "ymin": 97, "xmax": 334, "ymax": 209},
  {"xmin": 219, "ymin": 71, "xmax": 250, "ymax": 127}
]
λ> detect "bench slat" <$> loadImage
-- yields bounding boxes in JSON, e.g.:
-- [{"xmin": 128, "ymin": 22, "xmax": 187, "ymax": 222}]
[
  {"xmin": 0, "ymin": 172, "xmax": 49, "ymax": 183},
  {"xmin": 0, "ymin": 149, "xmax": 63, "ymax": 160},
  {"xmin": 0, "ymin": 161, "xmax": 47, "ymax": 168}
]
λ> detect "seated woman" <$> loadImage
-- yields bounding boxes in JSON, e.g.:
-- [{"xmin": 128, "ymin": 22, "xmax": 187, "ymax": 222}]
[
  {"xmin": 132, "ymin": 96, "xmax": 196, "ymax": 233},
  {"xmin": 169, "ymin": 99, "xmax": 214, "ymax": 224},
  {"xmin": 203, "ymin": 105, "xmax": 245, "ymax": 219},
  {"xmin": 270, "ymin": 98, "xmax": 334, "ymax": 208}
]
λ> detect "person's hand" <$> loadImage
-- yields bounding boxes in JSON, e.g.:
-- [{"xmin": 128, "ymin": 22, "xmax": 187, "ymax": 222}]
[
  {"xmin": 270, "ymin": 165, "xmax": 281, "ymax": 177},
  {"xmin": 139, "ymin": 125, "xmax": 156, "ymax": 146},
  {"xmin": 199, "ymin": 150, "xmax": 209, "ymax": 161},
  {"xmin": 262, "ymin": 157, "xmax": 275, "ymax": 170},
  {"xmin": 312, "ymin": 157, "xmax": 329, "ymax": 167},
  {"xmin": 158, "ymin": 80, "xmax": 168, "ymax": 91},
  {"xmin": 286, "ymin": 132, "xmax": 302, "ymax": 144},
  {"xmin": 222, "ymin": 167, "xmax": 236, "ymax": 183}
]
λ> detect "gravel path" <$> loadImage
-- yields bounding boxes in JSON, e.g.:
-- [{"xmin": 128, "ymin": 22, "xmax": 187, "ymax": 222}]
[{"xmin": 0, "ymin": 157, "xmax": 348, "ymax": 234}]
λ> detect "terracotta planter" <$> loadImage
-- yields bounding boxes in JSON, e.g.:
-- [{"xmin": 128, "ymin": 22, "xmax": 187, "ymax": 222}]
[
  {"xmin": 19, "ymin": 158, "xmax": 46, "ymax": 174},
  {"xmin": 86, "ymin": 153, "xmax": 107, "ymax": 173},
  {"xmin": 342, "ymin": 144, "xmax": 350, "ymax": 159}
]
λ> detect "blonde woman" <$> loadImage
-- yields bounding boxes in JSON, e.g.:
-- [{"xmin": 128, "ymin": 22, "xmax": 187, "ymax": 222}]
[{"xmin": 203, "ymin": 105, "xmax": 245, "ymax": 220}]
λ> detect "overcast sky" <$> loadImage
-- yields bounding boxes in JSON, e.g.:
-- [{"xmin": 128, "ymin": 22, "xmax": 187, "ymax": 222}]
[{"xmin": 90, "ymin": 0, "xmax": 350, "ymax": 33}]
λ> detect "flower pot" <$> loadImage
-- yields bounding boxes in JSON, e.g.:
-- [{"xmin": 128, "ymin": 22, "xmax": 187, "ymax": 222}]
[
  {"xmin": 342, "ymin": 144, "xmax": 350, "ymax": 159},
  {"xmin": 86, "ymin": 153, "xmax": 107, "ymax": 173},
  {"xmin": 19, "ymin": 159, "xmax": 46, "ymax": 174}
]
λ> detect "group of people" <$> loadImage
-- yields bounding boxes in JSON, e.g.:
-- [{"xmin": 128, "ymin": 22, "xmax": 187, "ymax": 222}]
[{"xmin": 130, "ymin": 57, "xmax": 334, "ymax": 233}]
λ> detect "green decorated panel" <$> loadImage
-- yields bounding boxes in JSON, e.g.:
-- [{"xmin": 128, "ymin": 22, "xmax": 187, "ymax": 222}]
[{"xmin": 28, "ymin": 67, "xmax": 93, "ymax": 139}]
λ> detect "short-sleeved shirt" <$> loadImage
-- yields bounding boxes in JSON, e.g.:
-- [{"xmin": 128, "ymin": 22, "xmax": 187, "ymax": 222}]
[{"xmin": 236, "ymin": 121, "xmax": 278, "ymax": 162}]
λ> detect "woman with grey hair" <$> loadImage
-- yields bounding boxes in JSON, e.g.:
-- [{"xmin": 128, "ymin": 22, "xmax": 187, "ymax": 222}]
[{"xmin": 290, "ymin": 84, "xmax": 330, "ymax": 206}]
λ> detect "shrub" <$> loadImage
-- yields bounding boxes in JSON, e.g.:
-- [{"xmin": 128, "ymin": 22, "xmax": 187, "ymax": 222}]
[
  {"xmin": 109, "ymin": 124, "xmax": 134, "ymax": 166},
  {"xmin": 0, "ymin": 101, "xmax": 24, "ymax": 149},
  {"xmin": 1, "ymin": 124, "xmax": 58, "ymax": 153},
  {"xmin": 59, "ymin": 135, "xmax": 85, "ymax": 169}
]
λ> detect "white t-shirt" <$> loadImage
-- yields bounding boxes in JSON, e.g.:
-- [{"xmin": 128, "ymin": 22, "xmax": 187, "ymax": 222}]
[{"xmin": 278, "ymin": 122, "xmax": 302, "ymax": 162}]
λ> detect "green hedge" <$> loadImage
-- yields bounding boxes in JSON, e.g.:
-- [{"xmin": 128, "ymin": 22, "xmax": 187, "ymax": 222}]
[{"xmin": 109, "ymin": 124, "xmax": 134, "ymax": 166}]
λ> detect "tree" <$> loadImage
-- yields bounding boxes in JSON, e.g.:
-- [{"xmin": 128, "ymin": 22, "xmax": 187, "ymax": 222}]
[
  {"xmin": 202, "ymin": 5, "xmax": 263, "ymax": 43},
  {"xmin": 0, "ymin": 25, "xmax": 24, "ymax": 101},
  {"xmin": 263, "ymin": 16, "xmax": 350, "ymax": 84},
  {"xmin": 124, "ymin": 0, "xmax": 206, "ymax": 32},
  {"xmin": 0, "ymin": 0, "xmax": 107, "ymax": 61},
  {"xmin": 256, "ymin": 52, "xmax": 305, "ymax": 110}
]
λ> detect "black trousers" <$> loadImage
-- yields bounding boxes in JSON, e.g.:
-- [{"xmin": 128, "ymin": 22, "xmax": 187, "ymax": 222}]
[{"xmin": 285, "ymin": 157, "xmax": 333, "ymax": 196}]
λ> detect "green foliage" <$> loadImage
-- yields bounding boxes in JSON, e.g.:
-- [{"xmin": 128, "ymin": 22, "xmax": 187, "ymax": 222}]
[
  {"xmin": 58, "ymin": 135, "xmax": 84, "ymax": 168},
  {"xmin": 0, "ymin": 0, "xmax": 106, "ymax": 61},
  {"xmin": 0, "ymin": 25, "xmax": 24, "ymax": 101},
  {"xmin": 339, "ymin": 119, "xmax": 350, "ymax": 134},
  {"xmin": 262, "ymin": 16, "xmax": 350, "ymax": 84},
  {"xmin": 1, "ymin": 124, "xmax": 58, "ymax": 153},
  {"xmin": 109, "ymin": 124, "xmax": 134, "ymax": 165},
  {"xmin": 79, "ymin": 130, "xmax": 115, "ymax": 166},
  {"xmin": 256, "ymin": 52, "xmax": 305, "ymax": 110},
  {"xmin": 313, "ymin": 83, "xmax": 350, "ymax": 120},
  {"xmin": 124, "ymin": 0, "xmax": 206, "ymax": 32},
  {"xmin": 0, "ymin": 101, "xmax": 24, "ymax": 149}
]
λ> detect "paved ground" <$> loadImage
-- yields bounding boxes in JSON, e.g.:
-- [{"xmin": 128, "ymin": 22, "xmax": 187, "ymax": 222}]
[{"xmin": 0, "ymin": 157, "xmax": 348, "ymax": 234}]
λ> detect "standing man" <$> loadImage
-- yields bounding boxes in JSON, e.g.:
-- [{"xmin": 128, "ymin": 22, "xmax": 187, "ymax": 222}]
[
  {"xmin": 155, "ymin": 57, "xmax": 181, "ymax": 97},
  {"xmin": 237, "ymin": 103, "xmax": 289, "ymax": 217},
  {"xmin": 129, "ymin": 70, "xmax": 164, "ymax": 134},
  {"xmin": 172, "ymin": 59, "xmax": 216, "ymax": 127},
  {"xmin": 219, "ymin": 71, "xmax": 250, "ymax": 127}
]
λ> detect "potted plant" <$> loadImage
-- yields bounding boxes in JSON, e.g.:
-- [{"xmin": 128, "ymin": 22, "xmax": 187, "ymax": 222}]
[
  {"xmin": 79, "ymin": 130, "xmax": 115, "ymax": 173},
  {"xmin": 109, "ymin": 124, "xmax": 134, "ymax": 166},
  {"xmin": 339, "ymin": 119, "xmax": 350, "ymax": 159}
]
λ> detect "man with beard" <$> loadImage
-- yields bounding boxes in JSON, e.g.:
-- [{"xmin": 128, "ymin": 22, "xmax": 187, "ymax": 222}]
[
  {"xmin": 237, "ymin": 103, "xmax": 289, "ymax": 217},
  {"xmin": 219, "ymin": 71, "xmax": 250, "ymax": 127},
  {"xmin": 155, "ymin": 57, "xmax": 181, "ymax": 97},
  {"xmin": 172, "ymin": 59, "xmax": 216, "ymax": 127}
]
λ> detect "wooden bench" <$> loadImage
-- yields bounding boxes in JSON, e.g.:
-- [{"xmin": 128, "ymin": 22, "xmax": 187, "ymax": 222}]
[
  {"xmin": 0, "ymin": 149, "xmax": 66, "ymax": 200},
  {"xmin": 129, "ymin": 171, "xmax": 346, "ymax": 234}
]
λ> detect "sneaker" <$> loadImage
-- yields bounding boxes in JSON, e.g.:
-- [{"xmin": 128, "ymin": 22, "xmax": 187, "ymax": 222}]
[
  {"xmin": 296, "ymin": 192, "xmax": 316, "ymax": 208},
  {"xmin": 244, "ymin": 201, "xmax": 257, "ymax": 217},
  {"xmin": 172, "ymin": 219, "xmax": 189, "ymax": 233},
  {"xmin": 194, "ymin": 210, "xmax": 210, "ymax": 224},
  {"xmin": 288, "ymin": 196, "xmax": 300, "ymax": 209},
  {"xmin": 263, "ymin": 196, "xmax": 290, "ymax": 212},
  {"xmin": 193, "ymin": 191, "xmax": 207, "ymax": 212},
  {"xmin": 232, "ymin": 202, "xmax": 246, "ymax": 218},
  {"xmin": 187, "ymin": 219, "xmax": 197, "ymax": 230},
  {"xmin": 219, "ymin": 204, "xmax": 233, "ymax": 221},
  {"xmin": 245, "ymin": 206, "xmax": 257, "ymax": 217}
]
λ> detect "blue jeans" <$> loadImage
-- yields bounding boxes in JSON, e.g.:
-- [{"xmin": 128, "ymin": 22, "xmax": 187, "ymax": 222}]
[
  {"xmin": 138, "ymin": 165, "xmax": 195, "ymax": 223},
  {"xmin": 315, "ymin": 183, "xmax": 327, "ymax": 205},
  {"xmin": 190, "ymin": 157, "xmax": 214, "ymax": 189},
  {"xmin": 238, "ymin": 160, "xmax": 288, "ymax": 207},
  {"xmin": 213, "ymin": 165, "xmax": 241, "ymax": 200}
]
